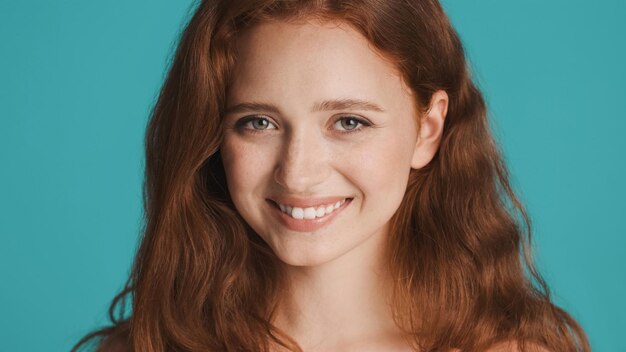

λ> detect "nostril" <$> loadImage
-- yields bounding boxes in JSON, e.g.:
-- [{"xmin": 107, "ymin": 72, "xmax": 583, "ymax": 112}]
[{"xmin": 273, "ymin": 167, "xmax": 331, "ymax": 191}]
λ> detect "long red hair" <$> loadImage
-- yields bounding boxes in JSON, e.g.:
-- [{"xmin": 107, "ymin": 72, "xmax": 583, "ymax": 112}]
[{"xmin": 74, "ymin": 1, "xmax": 590, "ymax": 351}]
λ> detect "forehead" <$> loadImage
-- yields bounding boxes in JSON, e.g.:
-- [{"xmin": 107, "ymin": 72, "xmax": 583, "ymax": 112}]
[{"xmin": 228, "ymin": 19, "xmax": 415, "ymax": 110}]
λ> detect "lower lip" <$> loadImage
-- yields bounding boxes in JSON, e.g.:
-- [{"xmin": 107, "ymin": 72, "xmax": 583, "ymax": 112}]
[{"xmin": 267, "ymin": 199, "xmax": 352, "ymax": 232}]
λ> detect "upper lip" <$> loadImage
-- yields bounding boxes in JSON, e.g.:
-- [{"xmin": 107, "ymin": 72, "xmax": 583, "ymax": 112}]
[{"xmin": 268, "ymin": 195, "xmax": 351, "ymax": 208}]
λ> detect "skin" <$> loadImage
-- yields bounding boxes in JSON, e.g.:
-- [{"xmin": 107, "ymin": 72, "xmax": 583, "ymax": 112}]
[
  {"xmin": 95, "ymin": 18, "xmax": 548, "ymax": 352},
  {"xmin": 221, "ymin": 19, "xmax": 447, "ymax": 351}
]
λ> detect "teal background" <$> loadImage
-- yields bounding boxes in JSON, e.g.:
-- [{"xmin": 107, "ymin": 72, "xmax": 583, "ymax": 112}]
[{"xmin": 0, "ymin": 0, "xmax": 624, "ymax": 351}]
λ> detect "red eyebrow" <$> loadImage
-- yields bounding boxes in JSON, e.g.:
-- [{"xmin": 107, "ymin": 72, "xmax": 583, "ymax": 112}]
[{"xmin": 224, "ymin": 98, "xmax": 385, "ymax": 116}]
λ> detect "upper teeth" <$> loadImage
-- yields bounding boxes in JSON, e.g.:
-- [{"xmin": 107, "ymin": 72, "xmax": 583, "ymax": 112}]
[{"xmin": 278, "ymin": 199, "xmax": 347, "ymax": 220}]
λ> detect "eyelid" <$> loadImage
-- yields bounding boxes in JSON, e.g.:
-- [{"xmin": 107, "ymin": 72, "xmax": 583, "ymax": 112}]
[
  {"xmin": 235, "ymin": 115, "xmax": 279, "ymax": 131},
  {"xmin": 233, "ymin": 114, "xmax": 374, "ymax": 134},
  {"xmin": 331, "ymin": 114, "xmax": 373, "ymax": 133},
  {"xmin": 335, "ymin": 114, "xmax": 373, "ymax": 125}
]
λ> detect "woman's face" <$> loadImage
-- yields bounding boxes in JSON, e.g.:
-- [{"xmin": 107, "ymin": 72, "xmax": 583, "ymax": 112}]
[{"xmin": 221, "ymin": 20, "xmax": 425, "ymax": 267}]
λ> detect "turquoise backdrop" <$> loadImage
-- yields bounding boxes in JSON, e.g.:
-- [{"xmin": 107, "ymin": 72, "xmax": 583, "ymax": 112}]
[{"xmin": 1, "ymin": 1, "xmax": 624, "ymax": 351}]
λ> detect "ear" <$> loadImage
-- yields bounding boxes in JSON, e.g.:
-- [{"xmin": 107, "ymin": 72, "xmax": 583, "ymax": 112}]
[{"xmin": 411, "ymin": 90, "xmax": 448, "ymax": 169}]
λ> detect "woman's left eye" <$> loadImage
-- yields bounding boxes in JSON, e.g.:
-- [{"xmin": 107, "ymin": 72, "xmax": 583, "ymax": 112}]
[{"xmin": 333, "ymin": 116, "xmax": 370, "ymax": 132}]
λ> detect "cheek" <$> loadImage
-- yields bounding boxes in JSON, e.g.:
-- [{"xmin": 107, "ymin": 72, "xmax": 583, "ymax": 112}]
[
  {"xmin": 221, "ymin": 138, "xmax": 267, "ymax": 198},
  {"xmin": 340, "ymin": 134, "xmax": 414, "ymax": 208}
]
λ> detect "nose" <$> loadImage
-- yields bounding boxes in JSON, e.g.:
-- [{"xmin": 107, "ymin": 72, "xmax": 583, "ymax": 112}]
[{"xmin": 273, "ymin": 128, "xmax": 331, "ymax": 193}]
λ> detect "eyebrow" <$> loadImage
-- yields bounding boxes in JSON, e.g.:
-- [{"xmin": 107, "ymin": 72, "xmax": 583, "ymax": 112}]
[
  {"xmin": 312, "ymin": 99, "xmax": 385, "ymax": 113},
  {"xmin": 223, "ymin": 98, "xmax": 385, "ymax": 116}
]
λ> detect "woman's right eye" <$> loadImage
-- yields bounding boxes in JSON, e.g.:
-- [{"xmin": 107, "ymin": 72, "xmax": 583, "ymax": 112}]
[{"xmin": 236, "ymin": 116, "xmax": 277, "ymax": 132}]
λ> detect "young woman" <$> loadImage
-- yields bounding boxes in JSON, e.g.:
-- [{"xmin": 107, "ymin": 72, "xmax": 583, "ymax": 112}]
[{"xmin": 74, "ymin": 0, "xmax": 590, "ymax": 351}]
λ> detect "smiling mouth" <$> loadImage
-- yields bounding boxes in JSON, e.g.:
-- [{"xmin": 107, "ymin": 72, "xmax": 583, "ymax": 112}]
[{"xmin": 267, "ymin": 198, "xmax": 352, "ymax": 220}]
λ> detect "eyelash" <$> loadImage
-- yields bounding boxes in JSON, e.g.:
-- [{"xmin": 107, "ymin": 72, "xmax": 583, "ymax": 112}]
[
  {"xmin": 332, "ymin": 116, "xmax": 371, "ymax": 133},
  {"xmin": 234, "ymin": 116, "xmax": 277, "ymax": 134},
  {"xmin": 234, "ymin": 115, "xmax": 372, "ymax": 135}
]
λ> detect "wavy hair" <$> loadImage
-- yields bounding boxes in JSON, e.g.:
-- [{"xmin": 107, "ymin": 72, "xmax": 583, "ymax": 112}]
[{"xmin": 73, "ymin": 0, "xmax": 590, "ymax": 351}]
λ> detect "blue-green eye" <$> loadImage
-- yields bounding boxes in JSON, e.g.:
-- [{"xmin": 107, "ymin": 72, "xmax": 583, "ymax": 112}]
[
  {"xmin": 333, "ymin": 116, "xmax": 369, "ymax": 132},
  {"xmin": 237, "ymin": 116, "xmax": 277, "ymax": 131}
]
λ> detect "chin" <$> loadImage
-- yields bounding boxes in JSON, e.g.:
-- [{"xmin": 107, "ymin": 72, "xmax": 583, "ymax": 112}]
[{"xmin": 270, "ymin": 244, "xmax": 344, "ymax": 268}]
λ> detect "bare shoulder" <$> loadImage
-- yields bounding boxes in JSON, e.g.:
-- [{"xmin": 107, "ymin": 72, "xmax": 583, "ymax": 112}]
[
  {"xmin": 95, "ymin": 325, "xmax": 131, "ymax": 352},
  {"xmin": 97, "ymin": 335, "xmax": 130, "ymax": 352},
  {"xmin": 486, "ymin": 341, "xmax": 551, "ymax": 352}
]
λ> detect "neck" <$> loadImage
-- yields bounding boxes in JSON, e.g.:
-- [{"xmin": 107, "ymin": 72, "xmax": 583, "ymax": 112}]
[{"xmin": 271, "ymin": 227, "xmax": 409, "ymax": 351}]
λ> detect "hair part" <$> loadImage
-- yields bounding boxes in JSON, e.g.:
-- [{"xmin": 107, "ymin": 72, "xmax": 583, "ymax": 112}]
[{"xmin": 74, "ymin": 1, "xmax": 589, "ymax": 351}]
